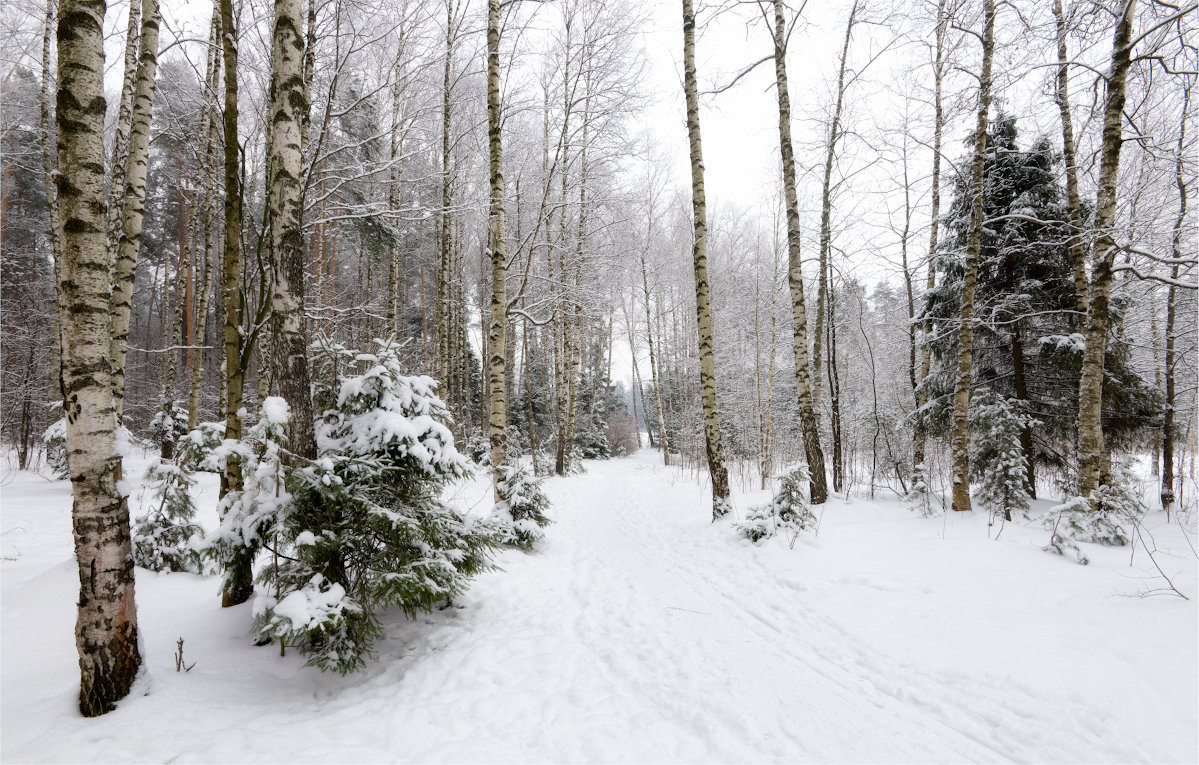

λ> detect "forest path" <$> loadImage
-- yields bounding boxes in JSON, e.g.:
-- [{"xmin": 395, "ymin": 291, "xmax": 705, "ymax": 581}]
[{"xmin": 2, "ymin": 448, "xmax": 1193, "ymax": 763}]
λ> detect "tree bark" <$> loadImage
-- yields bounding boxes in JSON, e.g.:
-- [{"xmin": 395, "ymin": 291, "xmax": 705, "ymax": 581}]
[
  {"xmin": 915, "ymin": 0, "xmax": 947, "ymax": 470},
  {"xmin": 104, "ymin": 0, "xmax": 141, "ymax": 276},
  {"xmin": 268, "ymin": 0, "xmax": 317, "ymax": 462},
  {"xmin": 1162, "ymin": 79, "xmax": 1188, "ymax": 514},
  {"xmin": 109, "ymin": 0, "xmax": 160, "ymax": 420},
  {"xmin": 219, "ymin": 0, "xmax": 252, "ymax": 607},
  {"xmin": 40, "ymin": 0, "xmax": 64, "ymax": 422},
  {"xmin": 770, "ymin": 0, "xmax": 827, "ymax": 505},
  {"xmin": 188, "ymin": 10, "xmax": 222, "ymax": 430},
  {"xmin": 812, "ymin": 0, "xmax": 858, "ymax": 420},
  {"xmin": 486, "ymin": 0, "xmax": 508, "ymax": 497},
  {"xmin": 949, "ymin": 0, "xmax": 996, "ymax": 512},
  {"xmin": 1053, "ymin": 0, "xmax": 1089, "ymax": 321},
  {"xmin": 56, "ymin": 0, "xmax": 142, "ymax": 716},
  {"xmin": 682, "ymin": 0, "xmax": 730, "ymax": 518},
  {"xmin": 1078, "ymin": 0, "xmax": 1136, "ymax": 503}
]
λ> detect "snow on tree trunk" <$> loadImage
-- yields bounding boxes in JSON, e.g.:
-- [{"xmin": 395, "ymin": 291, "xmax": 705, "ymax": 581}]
[{"xmin": 55, "ymin": 0, "xmax": 142, "ymax": 716}]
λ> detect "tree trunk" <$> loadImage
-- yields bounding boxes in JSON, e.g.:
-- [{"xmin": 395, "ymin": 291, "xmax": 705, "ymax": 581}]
[
  {"xmin": 1078, "ymin": 0, "xmax": 1136, "ymax": 503},
  {"xmin": 915, "ymin": 0, "xmax": 947, "ymax": 470},
  {"xmin": 40, "ymin": 0, "xmax": 64, "ymax": 422},
  {"xmin": 641, "ymin": 253, "xmax": 669, "ymax": 464},
  {"xmin": 949, "ymin": 0, "xmax": 996, "ymax": 512},
  {"xmin": 485, "ymin": 0, "xmax": 508, "ymax": 496},
  {"xmin": 56, "ymin": 0, "xmax": 142, "ymax": 716},
  {"xmin": 219, "ymin": 0, "xmax": 252, "ymax": 607},
  {"xmin": 268, "ymin": 0, "xmax": 317, "ymax": 462},
  {"xmin": 812, "ymin": 0, "xmax": 859, "ymax": 421},
  {"xmin": 1053, "ymin": 0, "xmax": 1089, "ymax": 321},
  {"xmin": 109, "ymin": 0, "xmax": 160, "ymax": 420},
  {"xmin": 1162, "ymin": 80, "xmax": 1188, "ymax": 514},
  {"xmin": 188, "ymin": 15, "xmax": 221, "ymax": 430},
  {"xmin": 105, "ymin": 0, "xmax": 141, "ymax": 275},
  {"xmin": 771, "ymin": 0, "xmax": 827, "ymax": 504},
  {"xmin": 682, "ymin": 0, "xmax": 730, "ymax": 518},
  {"xmin": 438, "ymin": 0, "xmax": 456, "ymax": 420}
]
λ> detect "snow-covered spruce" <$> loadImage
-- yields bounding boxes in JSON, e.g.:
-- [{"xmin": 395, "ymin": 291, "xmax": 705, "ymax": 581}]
[
  {"xmin": 132, "ymin": 459, "xmax": 204, "ymax": 573},
  {"xmin": 490, "ymin": 462, "xmax": 552, "ymax": 550},
  {"xmin": 737, "ymin": 465, "xmax": 817, "ymax": 548},
  {"xmin": 224, "ymin": 341, "xmax": 500, "ymax": 673},
  {"xmin": 969, "ymin": 390, "xmax": 1038, "ymax": 523},
  {"xmin": 149, "ymin": 402, "xmax": 189, "ymax": 458},
  {"xmin": 177, "ymin": 420, "xmax": 226, "ymax": 471},
  {"xmin": 1044, "ymin": 461, "xmax": 1146, "ymax": 565},
  {"xmin": 904, "ymin": 462, "xmax": 938, "ymax": 517}
]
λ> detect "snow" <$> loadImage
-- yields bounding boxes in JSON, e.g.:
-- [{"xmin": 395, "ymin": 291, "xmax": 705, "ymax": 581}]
[
  {"xmin": 2, "ymin": 448, "xmax": 1196, "ymax": 762},
  {"xmin": 260, "ymin": 397, "xmax": 289, "ymax": 426}
]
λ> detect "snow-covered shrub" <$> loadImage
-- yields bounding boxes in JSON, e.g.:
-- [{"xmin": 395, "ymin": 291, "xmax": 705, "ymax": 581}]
[
  {"xmin": 491, "ymin": 462, "xmax": 552, "ymax": 550},
  {"xmin": 43, "ymin": 417, "xmax": 68, "ymax": 479},
  {"xmin": 150, "ymin": 402, "xmax": 189, "ymax": 458},
  {"xmin": 904, "ymin": 463, "xmax": 938, "ymax": 518},
  {"xmin": 178, "ymin": 420, "xmax": 225, "ymax": 471},
  {"xmin": 737, "ymin": 465, "xmax": 817, "ymax": 548},
  {"xmin": 969, "ymin": 391, "xmax": 1037, "ymax": 522},
  {"xmin": 1044, "ymin": 462, "xmax": 1146, "ymax": 565},
  {"xmin": 133, "ymin": 459, "xmax": 204, "ymax": 573},
  {"xmin": 235, "ymin": 341, "xmax": 501, "ymax": 673}
]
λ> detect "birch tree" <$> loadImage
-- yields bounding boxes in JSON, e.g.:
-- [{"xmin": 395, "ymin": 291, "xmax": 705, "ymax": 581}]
[
  {"xmin": 55, "ymin": 0, "xmax": 142, "ymax": 716},
  {"xmin": 682, "ymin": 0, "xmax": 730, "ymax": 518},
  {"xmin": 949, "ymin": 0, "xmax": 995, "ymax": 512},
  {"xmin": 1077, "ymin": 0, "xmax": 1136, "ymax": 504},
  {"xmin": 109, "ymin": 0, "xmax": 160, "ymax": 420},
  {"xmin": 486, "ymin": 0, "xmax": 509, "ymax": 493},
  {"xmin": 767, "ymin": 0, "xmax": 827, "ymax": 505},
  {"xmin": 268, "ymin": 0, "xmax": 317, "ymax": 462}
]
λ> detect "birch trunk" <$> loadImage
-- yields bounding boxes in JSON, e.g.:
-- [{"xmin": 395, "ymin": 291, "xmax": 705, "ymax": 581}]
[
  {"xmin": 1053, "ymin": 0, "xmax": 1089, "ymax": 320},
  {"xmin": 641, "ymin": 251, "xmax": 669, "ymax": 464},
  {"xmin": 486, "ymin": 0, "xmax": 508, "ymax": 494},
  {"xmin": 188, "ymin": 15, "xmax": 221, "ymax": 429},
  {"xmin": 682, "ymin": 0, "xmax": 730, "ymax": 517},
  {"xmin": 219, "ymin": 0, "xmax": 252, "ymax": 606},
  {"xmin": 56, "ymin": 0, "xmax": 142, "ymax": 716},
  {"xmin": 812, "ymin": 0, "xmax": 858, "ymax": 417},
  {"xmin": 1078, "ymin": 0, "xmax": 1136, "ymax": 503},
  {"xmin": 1161, "ymin": 79, "xmax": 1188, "ymax": 513},
  {"xmin": 914, "ymin": 0, "xmax": 946, "ymax": 470},
  {"xmin": 268, "ymin": 0, "xmax": 317, "ymax": 462},
  {"xmin": 40, "ymin": 0, "xmax": 64, "ymax": 419},
  {"xmin": 771, "ymin": 0, "xmax": 827, "ymax": 504},
  {"xmin": 104, "ymin": 0, "xmax": 141, "ymax": 272},
  {"xmin": 109, "ymin": 0, "xmax": 160, "ymax": 419},
  {"xmin": 949, "ymin": 0, "xmax": 996, "ymax": 512}
]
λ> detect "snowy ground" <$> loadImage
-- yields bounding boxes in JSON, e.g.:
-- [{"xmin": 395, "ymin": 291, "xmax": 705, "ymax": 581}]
[{"xmin": 2, "ymin": 447, "xmax": 1196, "ymax": 763}]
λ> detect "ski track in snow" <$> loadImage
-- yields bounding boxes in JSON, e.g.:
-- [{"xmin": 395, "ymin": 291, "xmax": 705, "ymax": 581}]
[{"xmin": 2, "ymin": 448, "xmax": 1196, "ymax": 763}]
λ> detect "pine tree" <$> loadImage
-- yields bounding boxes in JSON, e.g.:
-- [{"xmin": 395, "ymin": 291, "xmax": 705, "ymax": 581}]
[{"xmin": 969, "ymin": 390, "xmax": 1036, "ymax": 523}]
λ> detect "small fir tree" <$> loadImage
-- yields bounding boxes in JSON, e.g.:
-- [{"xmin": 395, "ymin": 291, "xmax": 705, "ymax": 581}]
[
  {"xmin": 904, "ymin": 463, "xmax": 938, "ymax": 518},
  {"xmin": 969, "ymin": 390, "xmax": 1037, "ymax": 523},
  {"xmin": 1044, "ymin": 460, "xmax": 1145, "ymax": 564},
  {"xmin": 491, "ymin": 462, "xmax": 552, "ymax": 550},
  {"xmin": 218, "ymin": 341, "xmax": 501, "ymax": 673},
  {"xmin": 133, "ymin": 459, "xmax": 204, "ymax": 573},
  {"xmin": 737, "ymin": 465, "xmax": 818, "ymax": 548},
  {"xmin": 43, "ymin": 417, "xmax": 69, "ymax": 479}
]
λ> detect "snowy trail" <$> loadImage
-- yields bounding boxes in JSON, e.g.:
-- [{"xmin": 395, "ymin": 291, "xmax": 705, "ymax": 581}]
[{"xmin": 2, "ymin": 448, "xmax": 1195, "ymax": 763}]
